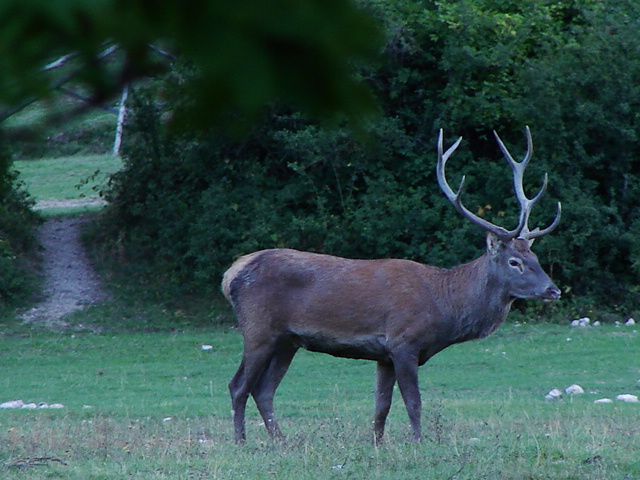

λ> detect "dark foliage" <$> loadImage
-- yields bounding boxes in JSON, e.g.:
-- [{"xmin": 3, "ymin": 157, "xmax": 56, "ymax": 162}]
[
  {"xmin": 0, "ymin": 134, "xmax": 40, "ymax": 304},
  {"xmin": 98, "ymin": 0, "xmax": 640, "ymax": 313}
]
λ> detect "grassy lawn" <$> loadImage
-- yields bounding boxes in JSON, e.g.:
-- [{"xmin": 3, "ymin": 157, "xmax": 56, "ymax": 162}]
[
  {"xmin": 13, "ymin": 154, "xmax": 122, "ymax": 214},
  {"xmin": 4, "ymin": 91, "xmax": 116, "ymax": 160},
  {"xmin": 1, "ymin": 320, "xmax": 638, "ymax": 479}
]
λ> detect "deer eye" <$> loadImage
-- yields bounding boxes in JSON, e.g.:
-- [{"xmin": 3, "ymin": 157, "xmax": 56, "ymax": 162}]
[{"xmin": 508, "ymin": 258, "xmax": 523, "ymax": 269}]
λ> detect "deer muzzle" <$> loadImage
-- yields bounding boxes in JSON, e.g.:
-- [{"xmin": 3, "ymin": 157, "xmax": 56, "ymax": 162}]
[{"xmin": 543, "ymin": 284, "xmax": 561, "ymax": 302}]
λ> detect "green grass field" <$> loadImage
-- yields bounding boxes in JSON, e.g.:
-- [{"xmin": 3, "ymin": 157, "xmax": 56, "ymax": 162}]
[
  {"xmin": 1, "ymin": 152, "xmax": 639, "ymax": 479},
  {"xmin": 1, "ymin": 321, "xmax": 639, "ymax": 479}
]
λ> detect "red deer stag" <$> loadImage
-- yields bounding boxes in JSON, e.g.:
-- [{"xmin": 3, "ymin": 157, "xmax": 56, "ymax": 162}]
[{"xmin": 222, "ymin": 127, "xmax": 561, "ymax": 445}]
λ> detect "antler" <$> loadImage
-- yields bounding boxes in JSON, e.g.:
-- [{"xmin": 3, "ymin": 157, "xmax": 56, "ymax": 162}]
[{"xmin": 437, "ymin": 127, "xmax": 561, "ymax": 243}]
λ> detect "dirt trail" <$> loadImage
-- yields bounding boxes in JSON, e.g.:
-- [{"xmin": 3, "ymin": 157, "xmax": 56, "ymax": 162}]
[{"xmin": 20, "ymin": 214, "xmax": 109, "ymax": 328}]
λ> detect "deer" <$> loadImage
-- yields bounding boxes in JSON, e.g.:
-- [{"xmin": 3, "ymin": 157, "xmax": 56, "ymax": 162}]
[{"xmin": 222, "ymin": 127, "xmax": 562, "ymax": 445}]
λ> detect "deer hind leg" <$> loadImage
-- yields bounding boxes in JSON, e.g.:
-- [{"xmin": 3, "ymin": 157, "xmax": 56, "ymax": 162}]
[
  {"xmin": 229, "ymin": 343, "xmax": 277, "ymax": 444},
  {"xmin": 392, "ymin": 351, "xmax": 422, "ymax": 442},
  {"xmin": 251, "ymin": 342, "xmax": 298, "ymax": 441},
  {"xmin": 374, "ymin": 361, "xmax": 396, "ymax": 445},
  {"xmin": 229, "ymin": 359, "xmax": 246, "ymax": 397}
]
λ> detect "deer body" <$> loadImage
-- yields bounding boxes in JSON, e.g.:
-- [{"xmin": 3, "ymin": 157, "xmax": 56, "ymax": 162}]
[
  {"xmin": 224, "ymin": 128, "xmax": 562, "ymax": 444},
  {"xmin": 225, "ymin": 246, "xmax": 528, "ymax": 361}
]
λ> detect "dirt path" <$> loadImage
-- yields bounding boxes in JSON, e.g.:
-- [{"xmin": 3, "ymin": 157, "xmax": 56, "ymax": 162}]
[
  {"xmin": 20, "ymin": 214, "xmax": 109, "ymax": 329},
  {"xmin": 33, "ymin": 198, "xmax": 107, "ymax": 211}
]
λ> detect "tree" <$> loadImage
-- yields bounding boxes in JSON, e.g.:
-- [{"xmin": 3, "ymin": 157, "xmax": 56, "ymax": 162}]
[{"xmin": 0, "ymin": 0, "xmax": 382, "ymax": 127}]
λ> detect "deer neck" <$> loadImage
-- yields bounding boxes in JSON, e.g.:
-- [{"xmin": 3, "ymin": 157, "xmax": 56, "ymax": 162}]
[{"xmin": 444, "ymin": 254, "xmax": 514, "ymax": 343}]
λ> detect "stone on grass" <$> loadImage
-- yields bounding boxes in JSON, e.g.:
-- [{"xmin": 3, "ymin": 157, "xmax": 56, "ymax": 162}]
[
  {"xmin": 570, "ymin": 317, "xmax": 590, "ymax": 327},
  {"xmin": 1, "ymin": 399, "xmax": 65, "ymax": 410},
  {"xmin": 616, "ymin": 394, "xmax": 638, "ymax": 403},
  {"xmin": 545, "ymin": 388, "xmax": 563, "ymax": 402},
  {"xmin": 594, "ymin": 398, "xmax": 613, "ymax": 404},
  {"xmin": 565, "ymin": 384, "xmax": 584, "ymax": 395}
]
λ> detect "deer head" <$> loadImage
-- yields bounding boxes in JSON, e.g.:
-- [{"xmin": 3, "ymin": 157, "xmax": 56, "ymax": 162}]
[{"xmin": 437, "ymin": 127, "xmax": 561, "ymax": 302}]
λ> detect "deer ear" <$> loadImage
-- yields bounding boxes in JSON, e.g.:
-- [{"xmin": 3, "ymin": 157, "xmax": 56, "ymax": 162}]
[
  {"xmin": 486, "ymin": 233, "xmax": 504, "ymax": 256},
  {"xmin": 522, "ymin": 229, "xmax": 537, "ymax": 247}
]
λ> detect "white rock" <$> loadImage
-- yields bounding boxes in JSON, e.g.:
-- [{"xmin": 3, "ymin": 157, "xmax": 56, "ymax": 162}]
[
  {"xmin": 565, "ymin": 384, "xmax": 585, "ymax": 395},
  {"xmin": 545, "ymin": 388, "xmax": 563, "ymax": 402},
  {"xmin": 38, "ymin": 402, "xmax": 49, "ymax": 409},
  {"xmin": 594, "ymin": 398, "xmax": 613, "ymax": 404},
  {"xmin": 0, "ymin": 399, "xmax": 25, "ymax": 409},
  {"xmin": 49, "ymin": 403, "xmax": 65, "ymax": 409},
  {"xmin": 21, "ymin": 403, "xmax": 37, "ymax": 409},
  {"xmin": 201, "ymin": 345, "xmax": 213, "ymax": 351},
  {"xmin": 570, "ymin": 317, "xmax": 590, "ymax": 327},
  {"xmin": 593, "ymin": 321, "xmax": 601, "ymax": 326},
  {"xmin": 625, "ymin": 318, "xmax": 635, "ymax": 326},
  {"xmin": 616, "ymin": 394, "xmax": 639, "ymax": 403}
]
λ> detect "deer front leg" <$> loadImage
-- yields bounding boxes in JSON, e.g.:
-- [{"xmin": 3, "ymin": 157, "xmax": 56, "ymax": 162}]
[
  {"xmin": 374, "ymin": 361, "xmax": 396, "ymax": 445},
  {"xmin": 392, "ymin": 351, "xmax": 422, "ymax": 442}
]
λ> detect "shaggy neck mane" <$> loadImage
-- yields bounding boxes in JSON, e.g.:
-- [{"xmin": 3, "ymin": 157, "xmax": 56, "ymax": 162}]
[{"xmin": 443, "ymin": 254, "xmax": 513, "ymax": 343}]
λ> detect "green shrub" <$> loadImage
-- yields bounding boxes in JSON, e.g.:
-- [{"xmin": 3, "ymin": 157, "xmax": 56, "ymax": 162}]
[
  {"xmin": 0, "ymin": 134, "xmax": 40, "ymax": 304},
  {"xmin": 97, "ymin": 0, "xmax": 640, "ymax": 313}
]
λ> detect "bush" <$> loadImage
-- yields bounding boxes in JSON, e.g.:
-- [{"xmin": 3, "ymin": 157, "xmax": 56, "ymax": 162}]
[
  {"xmin": 97, "ymin": 0, "xmax": 640, "ymax": 313},
  {"xmin": 0, "ymin": 133, "xmax": 40, "ymax": 305}
]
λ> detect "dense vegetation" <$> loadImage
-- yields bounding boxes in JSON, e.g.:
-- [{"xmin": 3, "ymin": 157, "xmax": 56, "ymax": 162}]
[
  {"xmin": 2, "ymin": 0, "xmax": 639, "ymax": 316},
  {"xmin": 0, "ymin": 135, "xmax": 39, "ymax": 305},
  {"xmin": 96, "ymin": 0, "xmax": 640, "ymax": 316}
]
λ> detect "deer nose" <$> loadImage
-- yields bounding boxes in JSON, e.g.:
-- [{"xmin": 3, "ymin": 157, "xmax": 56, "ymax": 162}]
[{"xmin": 545, "ymin": 285, "xmax": 561, "ymax": 300}]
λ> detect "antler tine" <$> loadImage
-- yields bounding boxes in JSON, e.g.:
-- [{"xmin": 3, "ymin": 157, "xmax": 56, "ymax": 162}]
[
  {"xmin": 437, "ymin": 130, "xmax": 512, "ymax": 241},
  {"xmin": 493, "ymin": 126, "xmax": 561, "ymax": 241},
  {"xmin": 524, "ymin": 202, "xmax": 562, "ymax": 240},
  {"xmin": 494, "ymin": 125, "xmax": 533, "ymax": 170},
  {"xmin": 493, "ymin": 128, "xmax": 531, "ymax": 238}
]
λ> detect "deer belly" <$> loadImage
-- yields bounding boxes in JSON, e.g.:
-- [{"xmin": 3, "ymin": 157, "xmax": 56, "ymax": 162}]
[{"xmin": 292, "ymin": 331, "xmax": 389, "ymax": 361}]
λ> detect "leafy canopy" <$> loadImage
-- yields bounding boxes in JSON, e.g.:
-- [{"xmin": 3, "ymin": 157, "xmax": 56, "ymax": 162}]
[{"xmin": 0, "ymin": 0, "xmax": 382, "ymax": 125}]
